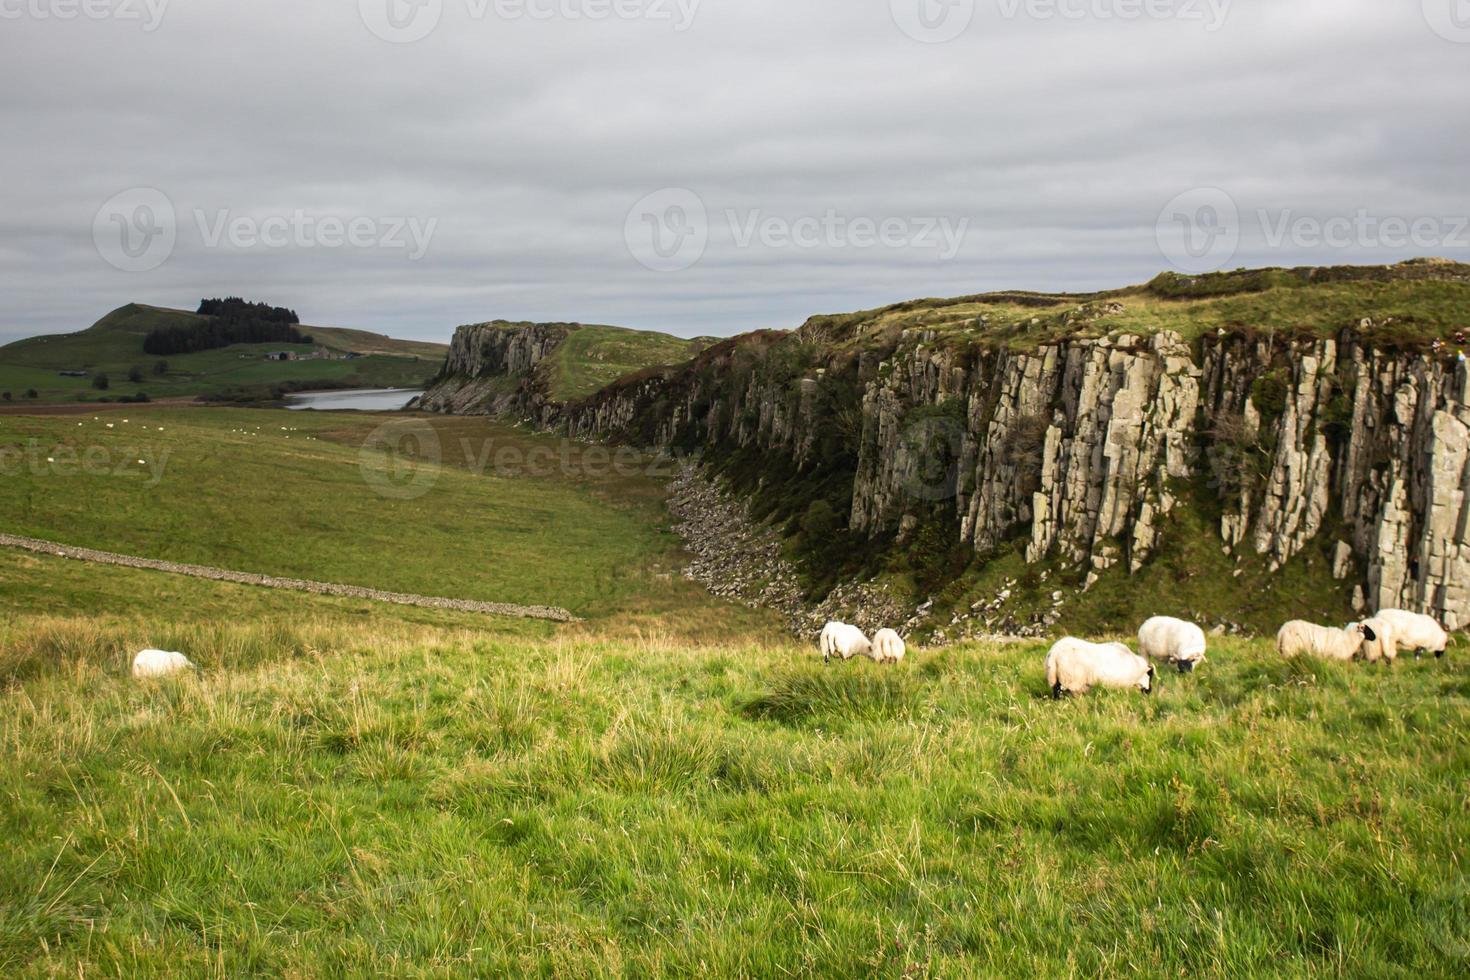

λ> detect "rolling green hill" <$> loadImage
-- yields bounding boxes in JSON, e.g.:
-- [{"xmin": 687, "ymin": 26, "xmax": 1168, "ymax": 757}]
[{"xmin": 0, "ymin": 304, "xmax": 448, "ymax": 404}]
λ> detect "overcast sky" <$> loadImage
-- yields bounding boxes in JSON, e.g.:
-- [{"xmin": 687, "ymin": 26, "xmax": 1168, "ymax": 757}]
[{"xmin": 2, "ymin": 0, "xmax": 1467, "ymax": 344}]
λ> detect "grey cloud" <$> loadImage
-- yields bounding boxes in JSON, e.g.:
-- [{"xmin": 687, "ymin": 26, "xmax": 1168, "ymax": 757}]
[{"xmin": 2, "ymin": 0, "xmax": 1467, "ymax": 343}]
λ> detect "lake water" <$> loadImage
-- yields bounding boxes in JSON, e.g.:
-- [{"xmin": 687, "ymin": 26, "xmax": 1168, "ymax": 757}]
[{"xmin": 284, "ymin": 388, "xmax": 423, "ymax": 412}]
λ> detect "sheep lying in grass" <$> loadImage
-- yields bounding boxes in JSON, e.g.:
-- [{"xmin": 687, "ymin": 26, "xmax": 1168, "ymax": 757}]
[
  {"xmin": 1358, "ymin": 616, "xmax": 1398, "ymax": 664},
  {"xmin": 1137, "ymin": 616, "xmax": 1208, "ymax": 673},
  {"xmin": 820, "ymin": 622, "xmax": 872, "ymax": 664},
  {"xmin": 1044, "ymin": 637, "xmax": 1154, "ymax": 698},
  {"xmin": 132, "ymin": 649, "xmax": 195, "ymax": 679},
  {"xmin": 871, "ymin": 629, "xmax": 906, "ymax": 664},
  {"xmin": 1372, "ymin": 609, "xmax": 1449, "ymax": 659},
  {"xmin": 1275, "ymin": 621, "xmax": 1376, "ymax": 661}
]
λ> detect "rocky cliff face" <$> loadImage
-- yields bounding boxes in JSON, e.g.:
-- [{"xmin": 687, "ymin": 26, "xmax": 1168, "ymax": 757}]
[
  {"xmin": 418, "ymin": 322, "xmax": 571, "ymax": 417},
  {"xmin": 424, "ymin": 315, "xmax": 1470, "ymax": 629}
]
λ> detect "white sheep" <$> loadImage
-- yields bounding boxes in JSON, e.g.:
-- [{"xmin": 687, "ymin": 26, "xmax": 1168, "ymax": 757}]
[
  {"xmin": 1371, "ymin": 609, "xmax": 1449, "ymax": 659},
  {"xmin": 1137, "ymin": 616, "xmax": 1208, "ymax": 674},
  {"xmin": 871, "ymin": 629, "xmax": 907, "ymax": 664},
  {"xmin": 820, "ymin": 622, "xmax": 872, "ymax": 664},
  {"xmin": 132, "ymin": 649, "xmax": 195, "ymax": 679},
  {"xmin": 1358, "ymin": 616, "xmax": 1398, "ymax": 664},
  {"xmin": 1275, "ymin": 621, "xmax": 1377, "ymax": 661},
  {"xmin": 1044, "ymin": 637, "xmax": 1154, "ymax": 698}
]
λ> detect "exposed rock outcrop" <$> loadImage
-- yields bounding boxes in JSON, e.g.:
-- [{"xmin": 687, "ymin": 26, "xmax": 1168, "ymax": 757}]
[{"xmin": 425, "ymin": 314, "xmax": 1470, "ymax": 629}]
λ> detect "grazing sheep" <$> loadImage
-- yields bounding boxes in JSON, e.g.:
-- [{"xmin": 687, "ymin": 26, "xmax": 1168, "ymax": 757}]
[
  {"xmin": 871, "ymin": 629, "xmax": 907, "ymax": 664},
  {"xmin": 1044, "ymin": 637, "xmax": 1154, "ymax": 698},
  {"xmin": 1275, "ymin": 621, "xmax": 1376, "ymax": 661},
  {"xmin": 132, "ymin": 649, "xmax": 195, "ymax": 679},
  {"xmin": 820, "ymin": 622, "xmax": 872, "ymax": 664},
  {"xmin": 1372, "ymin": 609, "xmax": 1449, "ymax": 659},
  {"xmin": 1358, "ymin": 616, "xmax": 1398, "ymax": 663},
  {"xmin": 1137, "ymin": 616, "xmax": 1208, "ymax": 673}
]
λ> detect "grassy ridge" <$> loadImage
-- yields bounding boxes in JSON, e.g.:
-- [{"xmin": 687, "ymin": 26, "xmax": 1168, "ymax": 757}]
[
  {"xmin": 543, "ymin": 325, "xmax": 710, "ymax": 402},
  {"xmin": 0, "ymin": 305, "xmax": 445, "ymax": 403},
  {"xmin": 1, "ymin": 612, "xmax": 1466, "ymax": 975},
  {"xmin": 811, "ymin": 260, "xmax": 1470, "ymax": 352}
]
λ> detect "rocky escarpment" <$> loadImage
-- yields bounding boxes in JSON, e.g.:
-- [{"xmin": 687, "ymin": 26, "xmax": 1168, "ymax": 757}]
[
  {"xmin": 418, "ymin": 321, "xmax": 572, "ymax": 417},
  {"xmin": 422, "ymin": 279, "xmax": 1470, "ymax": 631}
]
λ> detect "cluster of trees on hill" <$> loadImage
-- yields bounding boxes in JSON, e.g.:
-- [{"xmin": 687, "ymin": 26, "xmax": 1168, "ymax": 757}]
[
  {"xmin": 196, "ymin": 298, "xmax": 299, "ymax": 323},
  {"xmin": 143, "ymin": 298, "xmax": 311, "ymax": 356}
]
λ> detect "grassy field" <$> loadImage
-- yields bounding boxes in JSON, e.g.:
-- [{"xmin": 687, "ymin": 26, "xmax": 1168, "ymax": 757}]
[
  {"xmin": 543, "ymin": 325, "xmax": 711, "ymax": 402},
  {"xmin": 0, "ymin": 304, "xmax": 445, "ymax": 403},
  {"xmin": 2, "ymin": 609, "xmax": 1467, "ymax": 975},
  {"xmin": 1, "ymin": 404, "xmax": 1468, "ymax": 976},
  {"xmin": 0, "ymin": 408, "xmax": 746, "ymax": 624}
]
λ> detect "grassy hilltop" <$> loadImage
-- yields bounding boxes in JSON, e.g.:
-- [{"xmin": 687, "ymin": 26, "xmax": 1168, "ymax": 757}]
[
  {"xmin": 0, "ymin": 304, "xmax": 446, "ymax": 404},
  {"xmin": 0, "ymin": 406, "xmax": 1468, "ymax": 975},
  {"xmin": 798, "ymin": 258, "xmax": 1470, "ymax": 351}
]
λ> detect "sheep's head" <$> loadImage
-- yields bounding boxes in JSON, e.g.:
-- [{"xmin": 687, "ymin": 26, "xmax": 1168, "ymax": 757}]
[
  {"xmin": 1356, "ymin": 623, "xmax": 1378, "ymax": 643},
  {"xmin": 1174, "ymin": 658, "xmax": 1196, "ymax": 674},
  {"xmin": 1141, "ymin": 664, "xmax": 1155, "ymax": 694}
]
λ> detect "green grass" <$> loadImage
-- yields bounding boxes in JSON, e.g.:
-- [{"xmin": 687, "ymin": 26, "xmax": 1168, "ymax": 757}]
[
  {"xmin": 543, "ymin": 324, "xmax": 710, "ymax": 402},
  {"xmin": 812, "ymin": 259, "xmax": 1470, "ymax": 352},
  {"xmin": 1, "ymin": 618, "xmax": 1467, "ymax": 975},
  {"xmin": 0, "ymin": 407, "xmax": 754, "ymax": 624},
  {"xmin": 2, "ymin": 400, "xmax": 1468, "ymax": 975},
  {"xmin": 0, "ymin": 304, "xmax": 446, "ymax": 403}
]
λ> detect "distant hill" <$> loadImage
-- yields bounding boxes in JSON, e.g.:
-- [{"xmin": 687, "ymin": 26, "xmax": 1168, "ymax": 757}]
[{"xmin": 0, "ymin": 304, "xmax": 448, "ymax": 404}]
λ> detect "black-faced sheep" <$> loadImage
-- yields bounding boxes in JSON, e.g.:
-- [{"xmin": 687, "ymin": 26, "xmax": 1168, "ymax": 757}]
[
  {"xmin": 1275, "ymin": 621, "xmax": 1376, "ymax": 661},
  {"xmin": 1371, "ymin": 609, "xmax": 1449, "ymax": 659},
  {"xmin": 1137, "ymin": 616, "xmax": 1208, "ymax": 673},
  {"xmin": 1044, "ymin": 637, "xmax": 1154, "ymax": 698}
]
